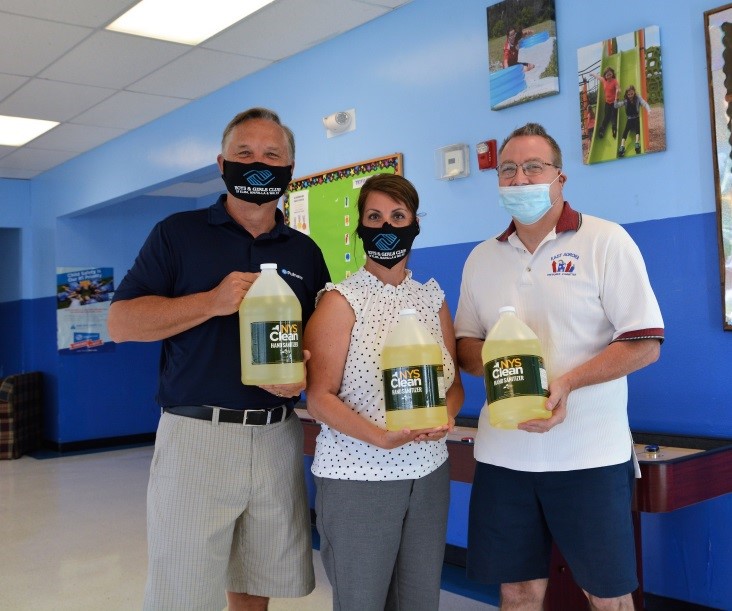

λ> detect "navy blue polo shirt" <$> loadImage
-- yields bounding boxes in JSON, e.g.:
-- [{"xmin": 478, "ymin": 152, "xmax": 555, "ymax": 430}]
[{"xmin": 112, "ymin": 195, "xmax": 331, "ymax": 409}]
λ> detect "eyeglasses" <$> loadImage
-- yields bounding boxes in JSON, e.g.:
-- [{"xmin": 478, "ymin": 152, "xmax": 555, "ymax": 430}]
[{"xmin": 497, "ymin": 160, "xmax": 560, "ymax": 180}]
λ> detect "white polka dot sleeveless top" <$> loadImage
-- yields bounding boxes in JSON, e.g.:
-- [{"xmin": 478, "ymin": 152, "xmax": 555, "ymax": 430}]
[{"xmin": 311, "ymin": 268, "xmax": 454, "ymax": 481}]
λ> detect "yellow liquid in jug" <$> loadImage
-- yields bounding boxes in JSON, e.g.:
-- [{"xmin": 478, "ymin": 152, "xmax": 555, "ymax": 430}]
[
  {"xmin": 482, "ymin": 338, "xmax": 549, "ymax": 429},
  {"xmin": 239, "ymin": 295, "xmax": 304, "ymax": 386},
  {"xmin": 382, "ymin": 343, "xmax": 448, "ymax": 431}
]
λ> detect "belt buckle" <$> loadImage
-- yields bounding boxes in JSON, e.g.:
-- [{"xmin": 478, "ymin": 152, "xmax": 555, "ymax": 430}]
[
  {"xmin": 242, "ymin": 409, "xmax": 264, "ymax": 426},
  {"xmin": 241, "ymin": 406, "xmax": 283, "ymax": 425},
  {"xmin": 266, "ymin": 407, "xmax": 283, "ymax": 424}
]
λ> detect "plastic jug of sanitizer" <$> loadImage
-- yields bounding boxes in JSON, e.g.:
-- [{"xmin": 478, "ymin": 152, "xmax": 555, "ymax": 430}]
[
  {"xmin": 239, "ymin": 263, "xmax": 304, "ymax": 385},
  {"xmin": 481, "ymin": 306, "xmax": 550, "ymax": 429},
  {"xmin": 381, "ymin": 308, "xmax": 448, "ymax": 430}
]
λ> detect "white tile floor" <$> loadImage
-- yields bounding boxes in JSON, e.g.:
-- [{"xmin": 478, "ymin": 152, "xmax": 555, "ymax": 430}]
[{"xmin": 0, "ymin": 445, "xmax": 497, "ymax": 610}]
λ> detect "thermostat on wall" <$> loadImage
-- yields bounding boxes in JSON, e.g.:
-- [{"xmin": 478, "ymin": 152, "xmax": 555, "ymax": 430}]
[{"xmin": 435, "ymin": 144, "xmax": 470, "ymax": 180}]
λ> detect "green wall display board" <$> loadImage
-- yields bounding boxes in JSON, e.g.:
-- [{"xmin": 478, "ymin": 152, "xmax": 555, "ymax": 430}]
[{"xmin": 283, "ymin": 153, "xmax": 403, "ymax": 283}]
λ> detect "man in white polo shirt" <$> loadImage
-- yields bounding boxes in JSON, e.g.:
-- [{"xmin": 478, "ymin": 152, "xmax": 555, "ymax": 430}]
[{"xmin": 455, "ymin": 123, "xmax": 664, "ymax": 611}]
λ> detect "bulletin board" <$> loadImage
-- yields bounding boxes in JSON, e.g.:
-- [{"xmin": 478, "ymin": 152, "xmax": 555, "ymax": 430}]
[{"xmin": 283, "ymin": 153, "xmax": 403, "ymax": 283}]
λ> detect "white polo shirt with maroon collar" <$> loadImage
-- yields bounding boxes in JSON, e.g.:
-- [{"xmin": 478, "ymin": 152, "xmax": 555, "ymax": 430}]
[{"xmin": 455, "ymin": 202, "xmax": 664, "ymax": 472}]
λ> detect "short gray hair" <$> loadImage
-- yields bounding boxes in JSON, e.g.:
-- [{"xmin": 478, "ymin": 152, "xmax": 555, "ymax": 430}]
[{"xmin": 221, "ymin": 107, "xmax": 295, "ymax": 162}]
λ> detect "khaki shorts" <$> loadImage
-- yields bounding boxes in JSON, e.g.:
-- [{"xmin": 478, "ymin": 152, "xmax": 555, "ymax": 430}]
[{"xmin": 143, "ymin": 410, "xmax": 315, "ymax": 610}]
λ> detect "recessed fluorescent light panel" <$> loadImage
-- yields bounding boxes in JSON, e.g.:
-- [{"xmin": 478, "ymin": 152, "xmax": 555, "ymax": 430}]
[
  {"xmin": 0, "ymin": 115, "xmax": 59, "ymax": 146},
  {"xmin": 107, "ymin": 0, "xmax": 275, "ymax": 45}
]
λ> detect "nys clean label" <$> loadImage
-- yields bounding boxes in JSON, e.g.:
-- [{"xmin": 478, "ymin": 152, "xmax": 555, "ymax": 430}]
[
  {"xmin": 250, "ymin": 320, "xmax": 303, "ymax": 364},
  {"xmin": 383, "ymin": 364, "xmax": 446, "ymax": 411},
  {"xmin": 485, "ymin": 354, "xmax": 548, "ymax": 403}
]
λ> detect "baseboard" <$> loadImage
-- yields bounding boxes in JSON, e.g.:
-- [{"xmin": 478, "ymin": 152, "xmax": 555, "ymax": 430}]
[
  {"xmin": 644, "ymin": 593, "xmax": 723, "ymax": 611},
  {"xmin": 40, "ymin": 433, "xmax": 155, "ymax": 455}
]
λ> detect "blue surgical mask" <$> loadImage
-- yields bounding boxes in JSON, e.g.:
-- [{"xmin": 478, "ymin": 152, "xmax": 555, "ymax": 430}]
[{"xmin": 498, "ymin": 174, "xmax": 561, "ymax": 225}]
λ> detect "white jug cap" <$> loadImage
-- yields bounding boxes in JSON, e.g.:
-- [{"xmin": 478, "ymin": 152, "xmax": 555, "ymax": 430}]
[
  {"xmin": 399, "ymin": 308, "xmax": 417, "ymax": 316},
  {"xmin": 499, "ymin": 306, "xmax": 516, "ymax": 314},
  {"xmin": 260, "ymin": 263, "xmax": 277, "ymax": 270}
]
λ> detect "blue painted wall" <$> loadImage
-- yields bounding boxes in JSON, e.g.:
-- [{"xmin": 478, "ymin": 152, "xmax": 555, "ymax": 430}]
[
  {"xmin": 0, "ymin": 180, "xmax": 30, "ymax": 377},
  {"xmin": 0, "ymin": 0, "xmax": 730, "ymax": 606},
  {"xmin": 0, "ymin": 299, "xmax": 22, "ymax": 378}
]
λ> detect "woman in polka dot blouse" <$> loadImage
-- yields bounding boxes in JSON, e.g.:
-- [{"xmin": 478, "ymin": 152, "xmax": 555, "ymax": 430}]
[{"xmin": 304, "ymin": 173, "xmax": 464, "ymax": 611}]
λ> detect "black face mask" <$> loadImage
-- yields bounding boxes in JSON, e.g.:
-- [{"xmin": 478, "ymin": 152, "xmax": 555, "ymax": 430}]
[
  {"xmin": 356, "ymin": 221, "xmax": 420, "ymax": 269},
  {"xmin": 221, "ymin": 160, "xmax": 293, "ymax": 205}
]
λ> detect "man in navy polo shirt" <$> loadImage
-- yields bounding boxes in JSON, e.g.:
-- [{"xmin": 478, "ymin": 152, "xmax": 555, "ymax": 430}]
[{"xmin": 108, "ymin": 107, "xmax": 330, "ymax": 611}]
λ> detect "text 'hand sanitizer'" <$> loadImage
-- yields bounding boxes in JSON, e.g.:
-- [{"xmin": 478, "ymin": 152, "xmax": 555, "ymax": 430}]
[
  {"xmin": 381, "ymin": 308, "xmax": 448, "ymax": 430},
  {"xmin": 481, "ymin": 306, "xmax": 550, "ymax": 429},
  {"xmin": 239, "ymin": 263, "xmax": 304, "ymax": 386}
]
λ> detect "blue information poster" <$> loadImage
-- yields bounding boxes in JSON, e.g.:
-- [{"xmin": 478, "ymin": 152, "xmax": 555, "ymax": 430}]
[{"xmin": 56, "ymin": 267, "xmax": 115, "ymax": 354}]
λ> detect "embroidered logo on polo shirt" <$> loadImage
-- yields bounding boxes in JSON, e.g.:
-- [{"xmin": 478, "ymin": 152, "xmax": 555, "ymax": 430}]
[
  {"xmin": 281, "ymin": 268, "xmax": 303, "ymax": 281},
  {"xmin": 548, "ymin": 252, "xmax": 579, "ymax": 276}
]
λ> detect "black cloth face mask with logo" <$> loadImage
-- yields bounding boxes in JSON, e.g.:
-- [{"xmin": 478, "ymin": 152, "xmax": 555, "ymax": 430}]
[
  {"xmin": 221, "ymin": 160, "xmax": 293, "ymax": 205},
  {"xmin": 356, "ymin": 221, "xmax": 420, "ymax": 269}
]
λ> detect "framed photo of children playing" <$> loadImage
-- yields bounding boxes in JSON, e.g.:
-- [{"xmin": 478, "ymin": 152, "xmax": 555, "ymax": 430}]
[
  {"xmin": 577, "ymin": 25, "xmax": 666, "ymax": 166},
  {"xmin": 704, "ymin": 4, "xmax": 732, "ymax": 330},
  {"xmin": 486, "ymin": 0, "xmax": 559, "ymax": 110}
]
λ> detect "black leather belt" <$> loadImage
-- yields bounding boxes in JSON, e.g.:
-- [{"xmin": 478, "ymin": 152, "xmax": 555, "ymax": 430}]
[{"xmin": 163, "ymin": 404, "xmax": 291, "ymax": 426}]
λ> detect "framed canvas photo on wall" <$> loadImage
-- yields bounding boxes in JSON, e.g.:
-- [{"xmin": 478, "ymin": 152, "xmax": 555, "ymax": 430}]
[
  {"xmin": 704, "ymin": 3, "xmax": 732, "ymax": 330},
  {"xmin": 486, "ymin": 0, "xmax": 559, "ymax": 110},
  {"xmin": 577, "ymin": 25, "xmax": 666, "ymax": 166}
]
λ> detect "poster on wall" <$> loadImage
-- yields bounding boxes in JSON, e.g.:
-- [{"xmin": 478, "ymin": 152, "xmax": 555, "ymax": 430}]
[
  {"xmin": 56, "ymin": 267, "xmax": 115, "ymax": 354},
  {"xmin": 704, "ymin": 4, "xmax": 732, "ymax": 330},
  {"xmin": 577, "ymin": 25, "xmax": 666, "ymax": 165},
  {"xmin": 283, "ymin": 154, "xmax": 402, "ymax": 283},
  {"xmin": 486, "ymin": 0, "xmax": 559, "ymax": 110}
]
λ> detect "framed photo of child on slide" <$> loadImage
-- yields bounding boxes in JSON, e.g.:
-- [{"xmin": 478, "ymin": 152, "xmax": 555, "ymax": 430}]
[
  {"xmin": 704, "ymin": 4, "xmax": 732, "ymax": 330},
  {"xmin": 576, "ymin": 25, "xmax": 666, "ymax": 166}
]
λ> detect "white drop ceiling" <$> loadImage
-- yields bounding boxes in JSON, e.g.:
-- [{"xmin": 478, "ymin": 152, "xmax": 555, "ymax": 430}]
[{"xmin": 0, "ymin": 0, "xmax": 411, "ymax": 189}]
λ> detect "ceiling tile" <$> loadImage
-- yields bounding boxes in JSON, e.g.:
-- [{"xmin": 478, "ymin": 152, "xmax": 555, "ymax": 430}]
[
  {"xmin": 0, "ymin": 73, "xmax": 28, "ymax": 101},
  {"xmin": 39, "ymin": 31, "xmax": 189, "ymax": 89},
  {"xmin": 0, "ymin": 0, "xmax": 412, "ymax": 181},
  {"xmin": 0, "ymin": 166, "xmax": 35, "ymax": 179},
  {"xmin": 0, "ymin": 146, "xmax": 78, "ymax": 172},
  {"xmin": 0, "ymin": 13, "xmax": 92, "ymax": 76},
  {"xmin": 73, "ymin": 90, "xmax": 189, "ymax": 130},
  {"xmin": 0, "ymin": 0, "xmax": 136, "ymax": 27},
  {"xmin": 30, "ymin": 123, "xmax": 125, "ymax": 152},
  {"xmin": 0, "ymin": 79, "xmax": 116, "ymax": 122},
  {"xmin": 128, "ymin": 48, "xmax": 272, "ymax": 99},
  {"xmin": 204, "ymin": 0, "xmax": 389, "ymax": 61}
]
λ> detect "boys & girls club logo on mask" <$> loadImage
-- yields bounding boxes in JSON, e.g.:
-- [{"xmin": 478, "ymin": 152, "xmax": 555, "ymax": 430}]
[
  {"xmin": 242, "ymin": 169, "xmax": 276, "ymax": 186},
  {"xmin": 372, "ymin": 233, "xmax": 400, "ymax": 251}
]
